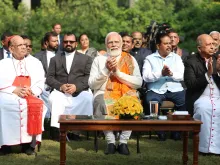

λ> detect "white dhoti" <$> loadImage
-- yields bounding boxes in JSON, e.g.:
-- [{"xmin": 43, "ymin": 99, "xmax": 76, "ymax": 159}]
[
  {"xmin": 0, "ymin": 93, "xmax": 47, "ymax": 148},
  {"xmin": 194, "ymin": 80, "xmax": 220, "ymax": 154},
  {"xmin": 49, "ymin": 90, "xmax": 93, "ymax": 128}
]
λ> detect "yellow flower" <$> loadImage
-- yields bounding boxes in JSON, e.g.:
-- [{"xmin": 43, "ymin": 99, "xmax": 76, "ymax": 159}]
[
  {"xmin": 112, "ymin": 96, "xmax": 143, "ymax": 119},
  {"xmin": 130, "ymin": 108, "xmax": 136, "ymax": 116},
  {"xmin": 135, "ymin": 107, "xmax": 141, "ymax": 114},
  {"xmin": 124, "ymin": 107, "xmax": 130, "ymax": 114},
  {"xmin": 120, "ymin": 108, "xmax": 125, "ymax": 115}
]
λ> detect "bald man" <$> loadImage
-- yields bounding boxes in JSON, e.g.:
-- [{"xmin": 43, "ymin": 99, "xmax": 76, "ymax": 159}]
[
  {"xmin": 184, "ymin": 34, "xmax": 220, "ymax": 154},
  {"xmin": 0, "ymin": 35, "xmax": 46, "ymax": 155},
  {"xmin": 130, "ymin": 31, "xmax": 152, "ymax": 75}
]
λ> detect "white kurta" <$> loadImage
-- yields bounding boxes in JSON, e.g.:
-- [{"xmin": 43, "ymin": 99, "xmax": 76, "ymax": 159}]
[
  {"xmin": 89, "ymin": 53, "xmax": 142, "ymax": 144},
  {"xmin": 89, "ymin": 54, "xmax": 142, "ymax": 98},
  {"xmin": 194, "ymin": 77, "xmax": 220, "ymax": 154},
  {"xmin": 49, "ymin": 90, "xmax": 93, "ymax": 128},
  {"xmin": 0, "ymin": 56, "xmax": 46, "ymax": 148}
]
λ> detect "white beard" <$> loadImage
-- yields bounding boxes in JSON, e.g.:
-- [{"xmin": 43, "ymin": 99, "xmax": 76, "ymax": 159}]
[{"xmin": 107, "ymin": 48, "xmax": 122, "ymax": 57}]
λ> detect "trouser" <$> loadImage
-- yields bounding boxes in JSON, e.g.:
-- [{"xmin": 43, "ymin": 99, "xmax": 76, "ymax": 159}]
[
  {"xmin": 144, "ymin": 90, "xmax": 186, "ymax": 115},
  {"xmin": 94, "ymin": 94, "xmax": 132, "ymax": 144},
  {"xmin": 104, "ymin": 131, "xmax": 132, "ymax": 144}
]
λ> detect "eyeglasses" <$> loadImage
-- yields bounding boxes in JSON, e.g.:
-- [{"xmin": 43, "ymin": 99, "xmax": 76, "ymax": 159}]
[
  {"xmin": 26, "ymin": 45, "xmax": 33, "ymax": 48},
  {"xmin": 63, "ymin": 40, "xmax": 76, "ymax": 44}
]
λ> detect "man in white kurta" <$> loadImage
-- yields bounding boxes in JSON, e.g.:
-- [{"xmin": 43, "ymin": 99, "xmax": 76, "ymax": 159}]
[
  {"xmin": 89, "ymin": 32, "xmax": 142, "ymax": 155},
  {"xmin": 0, "ymin": 35, "xmax": 46, "ymax": 155}
]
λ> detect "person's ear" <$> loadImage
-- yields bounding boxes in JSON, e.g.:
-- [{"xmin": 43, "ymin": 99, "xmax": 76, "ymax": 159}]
[
  {"xmin": 9, "ymin": 46, "xmax": 13, "ymax": 53},
  {"xmin": 156, "ymin": 44, "xmax": 159, "ymax": 50},
  {"xmin": 45, "ymin": 41, "xmax": 49, "ymax": 47},
  {"xmin": 197, "ymin": 46, "xmax": 201, "ymax": 53}
]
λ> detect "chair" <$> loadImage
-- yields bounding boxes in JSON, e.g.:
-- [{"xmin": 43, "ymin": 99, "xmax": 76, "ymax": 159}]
[{"xmin": 160, "ymin": 101, "xmax": 175, "ymax": 112}]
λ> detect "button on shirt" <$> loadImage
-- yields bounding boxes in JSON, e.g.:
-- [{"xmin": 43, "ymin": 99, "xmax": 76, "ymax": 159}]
[
  {"xmin": 13, "ymin": 58, "xmax": 28, "ymax": 76},
  {"xmin": 142, "ymin": 51, "xmax": 184, "ymax": 94}
]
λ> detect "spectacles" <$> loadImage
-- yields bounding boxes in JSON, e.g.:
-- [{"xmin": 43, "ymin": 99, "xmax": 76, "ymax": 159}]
[
  {"xmin": 63, "ymin": 40, "xmax": 76, "ymax": 44},
  {"xmin": 26, "ymin": 45, "xmax": 33, "ymax": 48}
]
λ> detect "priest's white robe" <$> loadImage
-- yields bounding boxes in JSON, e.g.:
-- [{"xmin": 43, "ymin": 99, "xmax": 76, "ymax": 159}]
[
  {"xmin": 0, "ymin": 56, "xmax": 46, "ymax": 148},
  {"xmin": 194, "ymin": 77, "xmax": 220, "ymax": 154}
]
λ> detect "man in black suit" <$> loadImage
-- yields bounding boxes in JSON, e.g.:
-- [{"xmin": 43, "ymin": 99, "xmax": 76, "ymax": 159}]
[
  {"xmin": 0, "ymin": 31, "xmax": 13, "ymax": 60},
  {"xmin": 46, "ymin": 32, "xmax": 93, "ymax": 131},
  {"xmin": 168, "ymin": 29, "xmax": 190, "ymax": 63},
  {"xmin": 184, "ymin": 34, "xmax": 220, "ymax": 115},
  {"xmin": 52, "ymin": 23, "xmax": 63, "ymax": 51},
  {"xmin": 184, "ymin": 34, "xmax": 220, "ymax": 154},
  {"xmin": 130, "ymin": 31, "xmax": 152, "ymax": 75}
]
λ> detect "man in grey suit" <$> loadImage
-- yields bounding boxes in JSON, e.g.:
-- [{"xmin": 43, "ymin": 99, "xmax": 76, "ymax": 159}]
[
  {"xmin": 46, "ymin": 32, "xmax": 93, "ymax": 139},
  {"xmin": 34, "ymin": 32, "xmax": 59, "ymax": 120},
  {"xmin": 34, "ymin": 32, "xmax": 59, "ymax": 75}
]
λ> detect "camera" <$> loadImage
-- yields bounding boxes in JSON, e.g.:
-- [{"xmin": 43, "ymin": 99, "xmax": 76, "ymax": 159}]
[{"xmin": 144, "ymin": 21, "xmax": 172, "ymax": 52}]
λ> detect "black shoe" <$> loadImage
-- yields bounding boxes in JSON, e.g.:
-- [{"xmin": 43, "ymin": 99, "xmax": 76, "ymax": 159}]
[
  {"xmin": 21, "ymin": 143, "xmax": 31, "ymax": 153},
  {"xmin": 25, "ymin": 147, "xmax": 36, "ymax": 156},
  {"xmin": 171, "ymin": 131, "xmax": 181, "ymax": 141},
  {"xmin": 104, "ymin": 143, "xmax": 116, "ymax": 155},
  {"xmin": 0, "ymin": 146, "xmax": 12, "ymax": 155},
  {"xmin": 199, "ymin": 152, "xmax": 210, "ymax": 156},
  {"xmin": 117, "ymin": 143, "xmax": 130, "ymax": 155},
  {"xmin": 67, "ymin": 133, "xmax": 82, "ymax": 141},
  {"xmin": 157, "ymin": 132, "xmax": 166, "ymax": 141},
  {"xmin": 50, "ymin": 127, "xmax": 60, "ymax": 141}
]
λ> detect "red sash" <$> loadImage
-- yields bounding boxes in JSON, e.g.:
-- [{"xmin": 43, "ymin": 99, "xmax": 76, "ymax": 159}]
[{"xmin": 12, "ymin": 76, "xmax": 43, "ymax": 135}]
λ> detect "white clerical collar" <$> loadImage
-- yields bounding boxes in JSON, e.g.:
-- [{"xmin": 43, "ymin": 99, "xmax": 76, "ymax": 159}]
[
  {"xmin": 12, "ymin": 56, "xmax": 25, "ymax": 63},
  {"xmin": 46, "ymin": 50, "xmax": 55, "ymax": 56},
  {"xmin": 65, "ymin": 51, "xmax": 76, "ymax": 56}
]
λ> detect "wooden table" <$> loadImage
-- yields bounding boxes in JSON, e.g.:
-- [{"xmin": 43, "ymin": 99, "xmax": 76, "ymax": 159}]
[{"xmin": 59, "ymin": 115, "xmax": 202, "ymax": 165}]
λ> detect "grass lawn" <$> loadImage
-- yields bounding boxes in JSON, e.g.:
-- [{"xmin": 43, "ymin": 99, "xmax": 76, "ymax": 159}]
[{"xmin": 0, "ymin": 134, "xmax": 219, "ymax": 165}]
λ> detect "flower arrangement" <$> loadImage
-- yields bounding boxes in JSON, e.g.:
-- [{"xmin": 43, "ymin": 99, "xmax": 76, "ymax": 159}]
[{"xmin": 111, "ymin": 96, "xmax": 143, "ymax": 120}]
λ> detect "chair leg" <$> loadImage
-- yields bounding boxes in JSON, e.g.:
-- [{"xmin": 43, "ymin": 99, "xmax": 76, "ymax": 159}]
[
  {"xmin": 136, "ymin": 132, "xmax": 140, "ymax": 153},
  {"xmin": 37, "ymin": 143, "xmax": 40, "ymax": 152},
  {"xmin": 86, "ymin": 131, "xmax": 89, "ymax": 140},
  {"xmin": 94, "ymin": 131, "xmax": 98, "ymax": 152},
  {"xmin": 149, "ymin": 131, "xmax": 152, "ymax": 139}
]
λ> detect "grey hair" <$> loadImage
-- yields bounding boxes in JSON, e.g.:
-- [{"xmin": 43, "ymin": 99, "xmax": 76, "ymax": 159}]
[
  {"xmin": 196, "ymin": 38, "xmax": 203, "ymax": 47},
  {"xmin": 105, "ymin": 32, "xmax": 122, "ymax": 46},
  {"xmin": 209, "ymin": 31, "xmax": 219, "ymax": 35}
]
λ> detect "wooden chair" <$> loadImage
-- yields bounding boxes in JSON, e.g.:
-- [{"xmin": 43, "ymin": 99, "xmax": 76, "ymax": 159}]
[{"xmin": 160, "ymin": 101, "xmax": 175, "ymax": 112}]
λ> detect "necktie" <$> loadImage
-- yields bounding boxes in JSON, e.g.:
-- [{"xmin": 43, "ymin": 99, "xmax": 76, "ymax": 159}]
[{"xmin": 6, "ymin": 51, "xmax": 11, "ymax": 58}]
